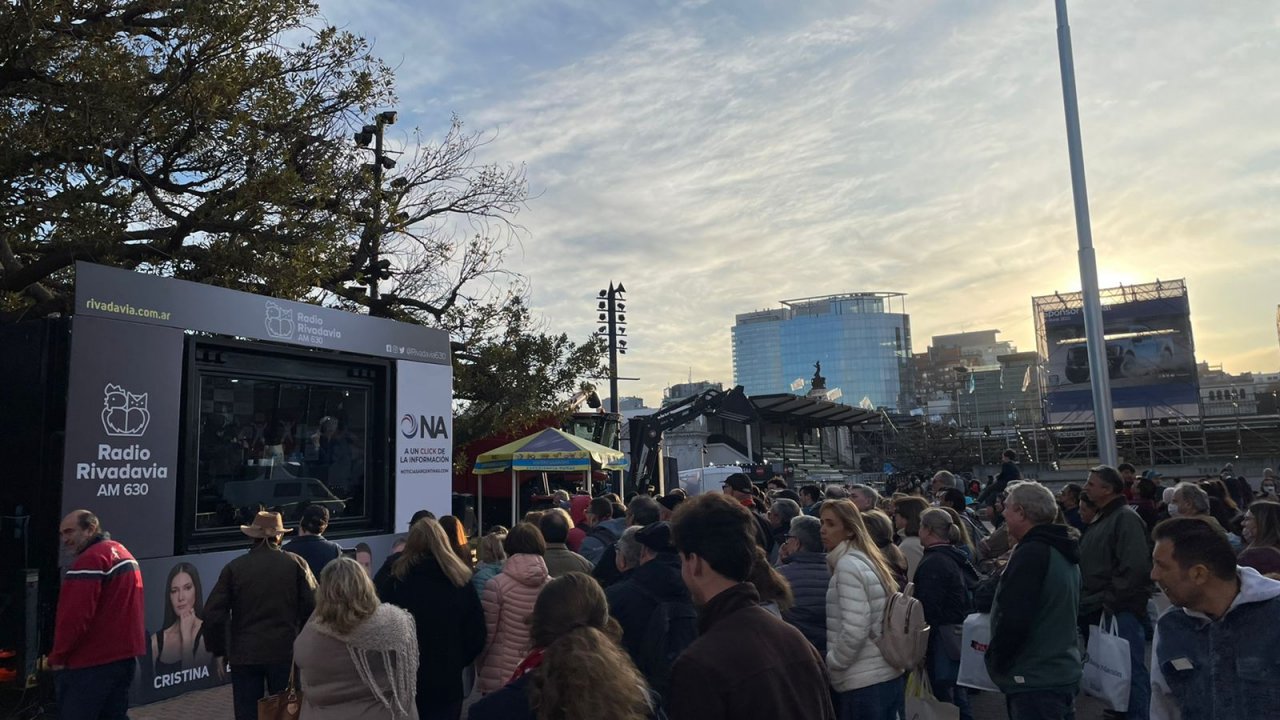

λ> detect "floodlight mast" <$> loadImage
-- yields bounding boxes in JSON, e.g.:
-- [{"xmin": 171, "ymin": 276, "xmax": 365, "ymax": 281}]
[{"xmin": 1055, "ymin": 0, "xmax": 1116, "ymax": 465}]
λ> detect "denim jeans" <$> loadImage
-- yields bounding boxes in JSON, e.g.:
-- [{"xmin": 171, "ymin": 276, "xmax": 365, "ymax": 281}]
[
  {"xmin": 835, "ymin": 674, "xmax": 905, "ymax": 720},
  {"xmin": 1005, "ymin": 689, "xmax": 1076, "ymax": 720},
  {"xmin": 1113, "ymin": 610, "xmax": 1151, "ymax": 719},
  {"xmin": 928, "ymin": 646, "xmax": 973, "ymax": 720},
  {"xmin": 56, "ymin": 657, "xmax": 136, "ymax": 720},
  {"xmin": 230, "ymin": 663, "xmax": 292, "ymax": 720}
]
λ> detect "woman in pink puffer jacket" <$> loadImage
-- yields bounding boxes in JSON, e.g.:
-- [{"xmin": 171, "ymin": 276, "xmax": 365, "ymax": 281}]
[{"xmin": 475, "ymin": 522, "xmax": 551, "ymax": 695}]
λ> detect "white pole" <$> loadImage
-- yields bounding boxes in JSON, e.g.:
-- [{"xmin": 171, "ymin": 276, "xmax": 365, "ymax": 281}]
[{"xmin": 1055, "ymin": 0, "xmax": 1117, "ymax": 465}]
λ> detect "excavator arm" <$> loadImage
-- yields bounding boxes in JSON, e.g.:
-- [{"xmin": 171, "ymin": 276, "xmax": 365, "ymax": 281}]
[{"xmin": 629, "ymin": 385, "xmax": 756, "ymax": 489}]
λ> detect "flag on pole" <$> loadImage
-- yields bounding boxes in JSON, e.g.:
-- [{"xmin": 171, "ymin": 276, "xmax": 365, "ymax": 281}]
[
  {"xmin": 966, "ymin": 373, "xmax": 976, "ymax": 394},
  {"xmin": 1021, "ymin": 366, "xmax": 1032, "ymax": 393}
]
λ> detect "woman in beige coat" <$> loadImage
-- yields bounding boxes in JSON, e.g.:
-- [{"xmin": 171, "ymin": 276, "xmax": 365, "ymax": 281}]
[{"xmin": 294, "ymin": 557, "xmax": 419, "ymax": 719}]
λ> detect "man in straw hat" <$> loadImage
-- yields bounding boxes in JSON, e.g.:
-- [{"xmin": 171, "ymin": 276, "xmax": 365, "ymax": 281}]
[{"xmin": 205, "ymin": 511, "xmax": 318, "ymax": 720}]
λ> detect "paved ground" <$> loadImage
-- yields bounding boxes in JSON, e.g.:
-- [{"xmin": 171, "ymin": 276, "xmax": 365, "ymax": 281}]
[{"xmin": 125, "ymin": 677, "xmax": 1118, "ymax": 719}]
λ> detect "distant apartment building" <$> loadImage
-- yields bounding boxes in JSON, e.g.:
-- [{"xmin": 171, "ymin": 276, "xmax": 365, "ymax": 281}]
[{"xmin": 731, "ymin": 293, "xmax": 913, "ymax": 412}]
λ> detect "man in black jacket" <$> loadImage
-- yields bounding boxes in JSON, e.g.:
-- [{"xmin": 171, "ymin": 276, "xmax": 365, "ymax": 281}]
[
  {"xmin": 978, "ymin": 449, "xmax": 1022, "ymax": 506},
  {"xmin": 284, "ymin": 505, "xmax": 343, "ymax": 578},
  {"xmin": 606, "ymin": 522, "xmax": 694, "ymax": 702},
  {"xmin": 667, "ymin": 494, "xmax": 833, "ymax": 720}
]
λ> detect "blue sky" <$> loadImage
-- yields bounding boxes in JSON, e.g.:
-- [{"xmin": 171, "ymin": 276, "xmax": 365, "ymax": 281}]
[{"xmin": 320, "ymin": 0, "xmax": 1280, "ymax": 405}]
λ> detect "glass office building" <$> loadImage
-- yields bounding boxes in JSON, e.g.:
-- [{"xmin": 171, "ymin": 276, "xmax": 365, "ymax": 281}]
[{"xmin": 732, "ymin": 293, "xmax": 914, "ymax": 411}]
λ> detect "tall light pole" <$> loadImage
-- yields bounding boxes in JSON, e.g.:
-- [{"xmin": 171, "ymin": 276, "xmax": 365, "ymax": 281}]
[
  {"xmin": 354, "ymin": 110, "xmax": 398, "ymax": 314},
  {"xmin": 596, "ymin": 282, "xmax": 627, "ymax": 414},
  {"xmin": 596, "ymin": 282, "xmax": 628, "ymax": 490},
  {"xmin": 1054, "ymin": 1, "xmax": 1117, "ymax": 465}
]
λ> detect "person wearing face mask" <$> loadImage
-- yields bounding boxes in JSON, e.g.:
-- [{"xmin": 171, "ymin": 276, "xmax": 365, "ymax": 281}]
[{"xmin": 1258, "ymin": 469, "xmax": 1278, "ymax": 501}]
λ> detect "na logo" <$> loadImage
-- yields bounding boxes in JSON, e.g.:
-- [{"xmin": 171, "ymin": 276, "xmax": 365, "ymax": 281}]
[
  {"xmin": 102, "ymin": 383, "xmax": 150, "ymax": 437},
  {"xmin": 265, "ymin": 301, "xmax": 295, "ymax": 339},
  {"xmin": 400, "ymin": 413, "xmax": 449, "ymax": 440}
]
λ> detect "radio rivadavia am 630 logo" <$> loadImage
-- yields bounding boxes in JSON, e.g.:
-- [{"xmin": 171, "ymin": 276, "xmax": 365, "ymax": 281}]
[{"xmin": 101, "ymin": 383, "xmax": 150, "ymax": 437}]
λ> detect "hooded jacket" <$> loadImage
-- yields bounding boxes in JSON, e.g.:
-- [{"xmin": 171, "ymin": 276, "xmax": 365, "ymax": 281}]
[
  {"xmin": 1151, "ymin": 568, "xmax": 1280, "ymax": 720},
  {"xmin": 985, "ymin": 523, "xmax": 1082, "ymax": 694},
  {"xmin": 475, "ymin": 553, "xmax": 550, "ymax": 694},
  {"xmin": 579, "ymin": 517, "xmax": 628, "ymax": 565}
]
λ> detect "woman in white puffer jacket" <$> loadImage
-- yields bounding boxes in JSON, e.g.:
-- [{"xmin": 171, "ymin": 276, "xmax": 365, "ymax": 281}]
[{"xmin": 820, "ymin": 499, "xmax": 905, "ymax": 720}]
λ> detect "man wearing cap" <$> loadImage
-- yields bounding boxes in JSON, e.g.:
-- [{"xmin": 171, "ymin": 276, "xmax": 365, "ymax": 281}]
[
  {"xmin": 204, "ymin": 511, "xmax": 318, "ymax": 720},
  {"xmin": 722, "ymin": 472, "xmax": 774, "ymax": 555},
  {"xmin": 49, "ymin": 510, "xmax": 145, "ymax": 720},
  {"xmin": 606, "ymin": 521, "xmax": 695, "ymax": 694}
]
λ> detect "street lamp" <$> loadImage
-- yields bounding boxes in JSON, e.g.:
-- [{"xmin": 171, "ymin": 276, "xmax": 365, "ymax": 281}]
[
  {"xmin": 1054, "ymin": 1, "xmax": 1116, "ymax": 465},
  {"xmin": 354, "ymin": 110, "xmax": 398, "ymax": 311}
]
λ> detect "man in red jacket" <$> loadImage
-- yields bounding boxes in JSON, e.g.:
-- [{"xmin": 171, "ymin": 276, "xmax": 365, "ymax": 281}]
[{"xmin": 49, "ymin": 509, "xmax": 145, "ymax": 719}]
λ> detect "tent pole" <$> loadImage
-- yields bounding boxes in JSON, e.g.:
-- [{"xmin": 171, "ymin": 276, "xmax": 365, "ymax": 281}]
[
  {"xmin": 511, "ymin": 467, "xmax": 518, "ymax": 527},
  {"xmin": 476, "ymin": 473, "xmax": 483, "ymax": 536}
]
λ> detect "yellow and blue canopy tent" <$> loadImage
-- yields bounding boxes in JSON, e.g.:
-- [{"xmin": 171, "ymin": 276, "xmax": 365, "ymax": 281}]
[{"xmin": 473, "ymin": 427, "xmax": 629, "ymax": 528}]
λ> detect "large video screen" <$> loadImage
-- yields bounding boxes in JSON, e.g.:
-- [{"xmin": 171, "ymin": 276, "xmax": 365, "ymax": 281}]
[
  {"xmin": 1038, "ymin": 289, "xmax": 1200, "ymax": 421},
  {"xmin": 187, "ymin": 341, "xmax": 387, "ymax": 547}
]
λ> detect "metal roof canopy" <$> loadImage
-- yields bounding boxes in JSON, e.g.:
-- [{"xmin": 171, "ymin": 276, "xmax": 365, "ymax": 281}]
[{"xmin": 750, "ymin": 393, "xmax": 880, "ymax": 428}]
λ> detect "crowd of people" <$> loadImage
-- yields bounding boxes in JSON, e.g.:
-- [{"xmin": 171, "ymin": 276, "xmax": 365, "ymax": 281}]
[{"xmin": 46, "ymin": 456, "xmax": 1280, "ymax": 720}]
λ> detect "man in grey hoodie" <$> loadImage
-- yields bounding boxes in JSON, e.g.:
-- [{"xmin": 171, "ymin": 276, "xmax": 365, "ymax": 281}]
[{"xmin": 1150, "ymin": 517, "xmax": 1280, "ymax": 720}]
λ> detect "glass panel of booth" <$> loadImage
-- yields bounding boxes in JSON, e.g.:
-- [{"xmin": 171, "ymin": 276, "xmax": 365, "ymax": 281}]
[{"xmin": 195, "ymin": 374, "xmax": 370, "ymax": 532}]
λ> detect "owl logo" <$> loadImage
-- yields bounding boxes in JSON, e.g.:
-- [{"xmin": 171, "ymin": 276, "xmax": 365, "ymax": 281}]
[
  {"xmin": 101, "ymin": 383, "xmax": 151, "ymax": 437},
  {"xmin": 265, "ymin": 301, "xmax": 294, "ymax": 339}
]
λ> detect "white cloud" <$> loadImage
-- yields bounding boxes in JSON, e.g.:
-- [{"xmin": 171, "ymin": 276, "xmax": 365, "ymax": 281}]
[{"xmin": 320, "ymin": 0, "xmax": 1280, "ymax": 403}]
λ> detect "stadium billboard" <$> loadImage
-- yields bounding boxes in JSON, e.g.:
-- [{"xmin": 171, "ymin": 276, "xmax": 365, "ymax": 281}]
[{"xmin": 1034, "ymin": 280, "xmax": 1200, "ymax": 423}]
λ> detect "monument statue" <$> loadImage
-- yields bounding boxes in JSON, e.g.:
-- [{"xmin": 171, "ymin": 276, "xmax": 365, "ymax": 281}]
[{"xmin": 811, "ymin": 361, "xmax": 827, "ymax": 391}]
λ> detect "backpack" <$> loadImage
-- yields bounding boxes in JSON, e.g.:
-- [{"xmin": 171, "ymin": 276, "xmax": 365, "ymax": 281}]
[
  {"xmin": 634, "ymin": 585, "xmax": 698, "ymax": 705},
  {"xmin": 872, "ymin": 581, "xmax": 930, "ymax": 671}
]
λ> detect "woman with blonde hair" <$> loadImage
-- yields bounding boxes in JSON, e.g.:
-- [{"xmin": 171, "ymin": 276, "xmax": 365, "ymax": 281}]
[
  {"xmin": 474, "ymin": 522, "xmax": 551, "ymax": 695},
  {"xmin": 439, "ymin": 515, "xmax": 474, "ymax": 569},
  {"xmin": 938, "ymin": 505, "xmax": 977, "ymax": 560},
  {"xmin": 295, "ymin": 557, "xmax": 419, "ymax": 719},
  {"xmin": 467, "ymin": 572, "xmax": 659, "ymax": 720},
  {"xmin": 914, "ymin": 508, "xmax": 980, "ymax": 720},
  {"xmin": 819, "ymin": 499, "xmax": 904, "ymax": 720},
  {"xmin": 472, "ymin": 527, "xmax": 507, "ymax": 596},
  {"xmin": 376, "ymin": 518, "xmax": 484, "ymax": 720}
]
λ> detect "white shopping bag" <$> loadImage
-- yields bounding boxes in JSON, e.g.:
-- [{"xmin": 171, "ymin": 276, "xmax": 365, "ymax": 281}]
[
  {"xmin": 956, "ymin": 613, "xmax": 998, "ymax": 692},
  {"xmin": 905, "ymin": 669, "xmax": 960, "ymax": 720},
  {"xmin": 1081, "ymin": 614, "xmax": 1131, "ymax": 711}
]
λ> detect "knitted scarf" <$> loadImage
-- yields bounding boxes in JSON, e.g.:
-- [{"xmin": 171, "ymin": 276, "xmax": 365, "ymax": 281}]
[{"xmin": 312, "ymin": 604, "xmax": 419, "ymax": 719}]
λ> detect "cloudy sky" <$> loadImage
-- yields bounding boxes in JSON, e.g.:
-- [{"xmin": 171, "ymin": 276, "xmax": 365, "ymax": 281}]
[{"xmin": 321, "ymin": 0, "xmax": 1280, "ymax": 406}]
